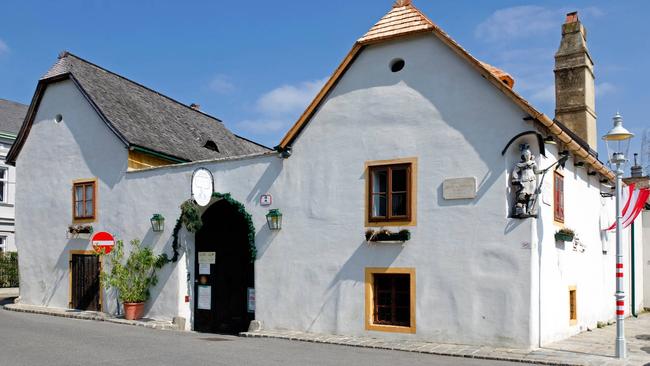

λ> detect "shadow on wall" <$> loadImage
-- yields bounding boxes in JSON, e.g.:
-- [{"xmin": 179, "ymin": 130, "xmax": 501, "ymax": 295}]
[
  {"xmin": 306, "ymin": 240, "xmax": 403, "ymax": 332},
  {"xmin": 47, "ymin": 239, "xmax": 89, "ymax": 307}
]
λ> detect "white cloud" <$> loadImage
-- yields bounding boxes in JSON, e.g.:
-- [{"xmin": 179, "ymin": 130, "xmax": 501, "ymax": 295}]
[
  {"xmin": 236, "ymin": 77, "xmax": 327, "ymax": 135},
  {"xmin": 475, "ymin": 6, "xmax": 604, "ymax": 43},
  {"xmin": 476, "ymin": 6, "xmax": 557, "ymax": 43},
  {"xmin": 256, "ymin": 78, "xmax": 327, "ymax": 115},
  {"xmin": 209, "ymin": 74, "xmax": 235, "ymax": 94},
  {"xmin": 596, "ymin": 82, "xmax": 616, "ymax": 97},
  {"xmin": 0, "ymin": 39, "xmax": 9, "ymax": 55}
]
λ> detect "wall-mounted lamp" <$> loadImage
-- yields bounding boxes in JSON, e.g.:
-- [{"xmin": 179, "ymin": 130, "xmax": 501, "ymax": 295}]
[
  {"xmin": 150, "ymin": 213, "xmax": 165, "ymax": 232},
  {"xmin": 266, "ymin": 209, "xmax": 283, "ymax": 230},
  {"xmin": 574, "ymin": 161, "xmax": 585, "ymax": 167}
]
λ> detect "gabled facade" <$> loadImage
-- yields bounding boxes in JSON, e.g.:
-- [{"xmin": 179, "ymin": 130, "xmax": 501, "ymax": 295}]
[{"xmin": 9, "ymin": 1, "xmax": 644, "ymax": 349}]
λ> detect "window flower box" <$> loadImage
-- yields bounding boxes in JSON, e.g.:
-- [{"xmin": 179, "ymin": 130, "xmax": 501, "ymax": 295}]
[
  {"xmin": 365, "ymin": 229, "xmax": 410, "ymax": 242},
  {"xmin": 67, "ymin": 224, "xmax": 94, "ymax": 239},
  {"xmin": 555, "ymin": 227, "xmax": 575, "ymax": 242}
]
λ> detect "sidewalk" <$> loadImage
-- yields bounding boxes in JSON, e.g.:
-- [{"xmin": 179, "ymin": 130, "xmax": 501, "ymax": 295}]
[
  {"xmin": 3, "ymin": 302, "xmax": 178, "ymax": 331},
  {"xmin": 242, "ymin": 314, "xmax": 650, "ymax": 366}
]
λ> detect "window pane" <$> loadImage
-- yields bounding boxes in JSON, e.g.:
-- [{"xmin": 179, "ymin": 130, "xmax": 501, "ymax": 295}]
[
  {"xmin": 392, "ymin": 168, "xmax": 407, "ymax": 192},
  {"xmin": 392, "ymin": 193, "xmax": 407, "ymax": 216},
  {"xmin": 75, "ymin": 186, "xmax": 83, "ymax": 202},
  {"xmin": 0, "ymin": 181, "xmax": 5, "ymax": 202},
  {"xmin": 85, "ymin": 185, "xmax": 94, "ymax": 202},
  {"xmin": 372, "ymin": 194, "xmax": 387, "ymax": 217},
  {"xmin": 372, "ymin": 170, "xmax": 387, "ymax": 193},
  {"xmin": 0, "ymin": 169, "xmax": 6, "ymax": 180},
  {"xmin": 85, "ymin": 200, "xmax": 93, "ymax": 217},
  {"xmin": 75, "ymin": 202, "xmax": 83, "ymax": 217}
]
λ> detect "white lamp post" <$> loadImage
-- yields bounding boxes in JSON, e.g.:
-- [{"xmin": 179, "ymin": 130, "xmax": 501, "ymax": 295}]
[{"xmin": 602, "ymin": 112, "xmax": 634, "ymax": 359}]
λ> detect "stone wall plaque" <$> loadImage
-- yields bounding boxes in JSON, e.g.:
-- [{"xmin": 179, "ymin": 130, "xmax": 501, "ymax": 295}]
[{"xmin": 442, "ymin": 177, "xmax": 477, "ymax": 200}]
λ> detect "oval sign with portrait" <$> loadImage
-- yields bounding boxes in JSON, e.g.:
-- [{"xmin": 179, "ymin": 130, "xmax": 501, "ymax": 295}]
[{"xmin": 191, "ymin": 168, "xmax": 214, "ymax": 207}]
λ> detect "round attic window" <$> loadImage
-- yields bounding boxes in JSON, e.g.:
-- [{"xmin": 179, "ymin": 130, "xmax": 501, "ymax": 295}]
[
  {"xmin": 390, "ymin": 58, "xmax": 405, "ymax": 72},
  {"xmin": 54, "ymin": 114, "xmax": 63, "ymax": 123}
]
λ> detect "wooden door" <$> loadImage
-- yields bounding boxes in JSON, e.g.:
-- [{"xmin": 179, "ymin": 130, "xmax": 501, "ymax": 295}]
[{"xmin": 70, "ymin": 254, "xmax": 100, "ymax": 311}]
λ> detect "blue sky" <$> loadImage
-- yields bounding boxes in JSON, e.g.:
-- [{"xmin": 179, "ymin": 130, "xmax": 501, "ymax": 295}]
[{"xmin": 1, "ymin": 1, "xmax": 648, "ymax": 166}]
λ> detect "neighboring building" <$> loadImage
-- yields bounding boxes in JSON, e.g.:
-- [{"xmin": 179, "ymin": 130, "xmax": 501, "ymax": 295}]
[
  {"xmin": 7, "ymin": 1, "xmax": 644, "ymax": 349},
  {"xmin": 0, "ymin": 99, "xmax": 27, "ymax": 252}
]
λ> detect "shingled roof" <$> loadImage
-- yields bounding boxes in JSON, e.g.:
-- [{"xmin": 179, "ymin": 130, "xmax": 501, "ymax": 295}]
[
  {"xmin": 0, "ymin": 99, "xmax": 27, "ymax": 136},
  {"xmin": 8, "ymin": 52, "xmax": 268, "ymax": 164}
]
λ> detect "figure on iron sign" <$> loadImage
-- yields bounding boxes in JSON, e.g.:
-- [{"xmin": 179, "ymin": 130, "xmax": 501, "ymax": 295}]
[{"xmin": 511, "ymin": 143, "xmax": 541, "ymax": 218}]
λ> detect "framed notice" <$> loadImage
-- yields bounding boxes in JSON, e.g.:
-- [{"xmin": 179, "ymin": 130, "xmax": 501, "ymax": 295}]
[
  {"xmin": 198, "ymin": 252, "xmax": 216, "ymax": 264},
  {"xmin": 197, "ymin": 285, "xmax": 211, "ymax": 310},
  {"xmin": 199, "ymin": 263, "xmax": 211, "ymax": 275}
]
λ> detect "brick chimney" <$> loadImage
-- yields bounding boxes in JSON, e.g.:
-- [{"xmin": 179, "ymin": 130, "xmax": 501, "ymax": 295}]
[{"xmin": 554, "ymin": 11, "xmax": 597, "ymax": 149}]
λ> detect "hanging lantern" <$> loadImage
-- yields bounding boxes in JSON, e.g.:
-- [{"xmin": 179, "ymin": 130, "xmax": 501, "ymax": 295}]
[
  {"xmin": 150, "ymin": 213, "xmax": 165, "ymax": 232},
  {"xmin": 266, "ymin": 209, "xmax": 282, "ymax": 230}
]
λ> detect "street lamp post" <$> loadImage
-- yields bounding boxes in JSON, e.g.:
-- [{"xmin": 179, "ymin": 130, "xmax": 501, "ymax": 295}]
[{"xmin": 602, "ymin": 112, "xmax": 634, "ymax": 359}]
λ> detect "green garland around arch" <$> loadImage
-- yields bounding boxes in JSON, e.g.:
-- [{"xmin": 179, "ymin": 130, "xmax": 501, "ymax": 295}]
[{"xmin": 170, "ymin": 192, "xmax": 256, "ymax": 263}]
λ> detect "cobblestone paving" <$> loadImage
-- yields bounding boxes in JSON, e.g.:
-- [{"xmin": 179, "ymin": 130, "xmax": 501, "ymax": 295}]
[{"xmin": 242, "ymin": 314, "xmax": 650, "ymax": 366}]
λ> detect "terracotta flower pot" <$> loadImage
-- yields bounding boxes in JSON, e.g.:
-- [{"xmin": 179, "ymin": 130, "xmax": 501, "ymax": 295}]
[{"xmin": 123, "ymin": 302, "xmax": 145, "ymax": 320}]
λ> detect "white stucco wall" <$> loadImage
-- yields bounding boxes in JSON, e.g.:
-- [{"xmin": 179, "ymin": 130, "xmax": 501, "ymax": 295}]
[{"xmin": 15, "ymin": 80, "xmax": 130, "ymax": 309}]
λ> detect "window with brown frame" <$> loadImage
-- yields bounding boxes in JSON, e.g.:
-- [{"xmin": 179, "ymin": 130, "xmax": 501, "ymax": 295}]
[
  {"xmin": 569, "ymin": 287, "xmax": 577, "ymax": 325},
  {"xmin": 554, "ymin": 172, "xmax": 564, "ymax": 222},
  {"xmin": 369, "ymin": 163, "xmax": 411, "ymax": 222},
  {"xmin": 73, "ymin": 181, "xmax": 95, "ymax": 220},
  {"xmin": 372, "ymin": 273, "xmax": 411, "ymax": 327}
]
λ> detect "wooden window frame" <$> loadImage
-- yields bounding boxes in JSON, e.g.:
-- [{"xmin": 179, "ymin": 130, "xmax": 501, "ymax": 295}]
[
  {"xmin": 569, "ymin": 285, "xmax": 577, "ymax": 325},
  {"xmin": 365, "ymin": 158, "xmax": 417, "ymax": 227},
  {"xmin": 68, "ymin": 250, "xmax": 103, "ymax": 311},
  {"xmin": 72, "ymin": 178, "xmax": 97, "ymax": 223},
  {"xmin": 553, "ymin": 171, "xmax": 564, "ymax": 224},
  {"xmin": 365, "ymin": 267, "xmax": 416, "ymax": 334}
]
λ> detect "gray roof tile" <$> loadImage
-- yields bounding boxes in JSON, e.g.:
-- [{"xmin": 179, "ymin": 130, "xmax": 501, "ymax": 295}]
[
  {"xmin": 0, "ymin": 99, "xmax": 27, "ymax": 135},
  {"xmin": 42, "ymin": 52, "xmax": 268, "ymax": 161}
]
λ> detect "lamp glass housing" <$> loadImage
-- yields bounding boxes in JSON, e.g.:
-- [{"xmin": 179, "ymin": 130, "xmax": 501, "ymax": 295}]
[
  {"xmin": 266, "ymin": 209, "xmax": 282, "ymax": 230},
  {"xmin": 602, "ymin": 113, "xmax": 633, "ymax": 165},
  {"xmin": 151, "ymin": 214, "xmax": 165, "ymax": 232}
]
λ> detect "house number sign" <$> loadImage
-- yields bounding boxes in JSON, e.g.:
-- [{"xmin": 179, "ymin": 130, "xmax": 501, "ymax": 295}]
[{"xmin": 191, "ymin": 168, "xmax": 214, "ymax": 207}]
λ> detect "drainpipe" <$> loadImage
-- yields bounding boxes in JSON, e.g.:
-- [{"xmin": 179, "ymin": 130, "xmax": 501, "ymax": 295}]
[{"xmin": 631, "ymin": 222, "xmax": 637, "ymax": 317}]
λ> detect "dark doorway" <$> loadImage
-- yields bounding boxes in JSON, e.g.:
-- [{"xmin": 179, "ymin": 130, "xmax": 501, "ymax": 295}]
[
  {"xmin": 194, "ymin": 200, "xmax": 254, "ymax": 334},
  {"xmin": 70, "ymin": 253, "xmax": 100, "ymax": 311}
]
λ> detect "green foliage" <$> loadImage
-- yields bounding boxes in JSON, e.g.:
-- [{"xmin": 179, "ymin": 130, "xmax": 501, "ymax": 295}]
[
  {"xmin": 100, "ymin": 239, "xmax": 168, "ymax": 303},
  {"xmin": 170, "ymin": 192, "xmax": 256, "ymax": 263},
  {"xmin": 0, "ymin": 252, "xmax": 19, "ymax": 288}
]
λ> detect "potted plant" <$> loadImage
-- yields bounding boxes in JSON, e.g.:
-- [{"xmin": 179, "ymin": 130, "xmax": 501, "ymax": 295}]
[
  {"xmin": 555, "ymin": 227, "xmax": 575, "ymax": 242},
  {"xmin": 100, "ymin": 239, "xmax": 168, "ymax": 320}
]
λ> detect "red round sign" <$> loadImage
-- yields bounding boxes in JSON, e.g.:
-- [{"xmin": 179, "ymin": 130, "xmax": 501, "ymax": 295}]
[{"xmin": 91, "ymin": 231, "xmax": 115, "ymax": 254}]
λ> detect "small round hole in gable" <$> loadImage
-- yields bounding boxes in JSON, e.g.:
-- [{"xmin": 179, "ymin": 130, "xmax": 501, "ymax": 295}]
[
  {"xmin": 390, "ymin": 58, "xmax": 405, "ymax": 72},
  {"xmin": 54, "ymin": 114, "xmax": 63, "ymax": 123}
]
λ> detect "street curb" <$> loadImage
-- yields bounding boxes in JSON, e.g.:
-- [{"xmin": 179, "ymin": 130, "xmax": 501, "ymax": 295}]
[
  {"xmin": 3, "ymin": 303, "xmax": 178, "ymax": 331},
  {"xmin": 239, "ymin": 332, "xmax": 585, "ymax": 366}
]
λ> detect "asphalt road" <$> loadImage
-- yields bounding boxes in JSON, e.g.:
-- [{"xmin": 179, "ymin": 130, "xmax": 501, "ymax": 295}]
[{"xmin": 0, "ymin": 296, "xmax": 532, "ymax": 366}]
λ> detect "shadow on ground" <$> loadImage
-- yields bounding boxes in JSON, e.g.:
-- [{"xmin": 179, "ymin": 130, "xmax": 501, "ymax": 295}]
[{"xmin": 0, "ymin": 297, "xmax": 16, "ymax": 306}]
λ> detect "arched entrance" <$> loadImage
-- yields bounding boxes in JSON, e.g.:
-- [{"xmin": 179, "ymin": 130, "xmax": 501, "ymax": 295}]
[{"xmin": 193, "ymin": 199, "xmax": 254, "ymax": 333}]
